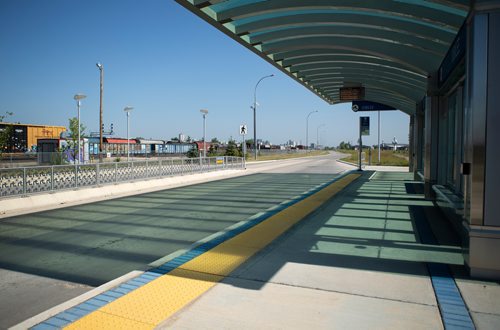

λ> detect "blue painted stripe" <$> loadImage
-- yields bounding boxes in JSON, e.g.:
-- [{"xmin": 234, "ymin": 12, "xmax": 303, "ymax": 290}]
[
  {"xmin": 113, "ymin": 287, "xmax": 133, "ymax": 294},
  {"xmin": 126, "ymin": 279, "xmax": 147, "ymax": 287},
  {"xmin": 93, "ymin": 293, "xmax": 117, "ymax": 303},
  {"xmin": 53, "ymin": 312, "xmax": 80, "ymax": 322},
  {"xmin": 118, "ymin": 283, "xmax": 139, "ymax": 291},
  {"xmin": 106, "ymin": 290, "xmax": 126, "ymax": 298},
  {"xmin": 132, "ymin": 277, "xmax": 152, "ymax": 284},
  {"xmin": 85, "ymin": 297, "xmax": 109, "ymax": 308},
  {"xmin": 31, "ymin": 323, "xmax": 59, "ymax": 330},
  {"xmin": 65, "ymin": 307, "xmax": 91, "ymax": 318},
  {"xmin": 43, "ymin": 317, "xmax": 70, "ymax": 328},
  {"xmin": 75, "ymin": 302, "xmax": 100, "ymax": 312},
  {"xmin": 411, "ymin": 204, "xmax": 475, "ymax": 329}
]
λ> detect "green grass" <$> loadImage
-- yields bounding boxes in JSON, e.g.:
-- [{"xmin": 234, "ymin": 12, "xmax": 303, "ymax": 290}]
[
  {"xmin": 248, "ymin": 150, "xmax": 329, "ymax": 162},
  {"xmin": 338, "ymin": 149, "xmax": 409, "ymax": 166}
]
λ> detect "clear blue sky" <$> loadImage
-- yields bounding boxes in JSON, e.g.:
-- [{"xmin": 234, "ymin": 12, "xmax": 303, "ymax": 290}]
[{"xmin": 0, "ymin": 0, "xmax": 409, "ymax": 147}]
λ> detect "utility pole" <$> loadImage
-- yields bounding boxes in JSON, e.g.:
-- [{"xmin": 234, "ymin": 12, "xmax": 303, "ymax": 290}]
[{"xmin": 97, "ymin": 62, "xmax": 104, "ymax": 162}]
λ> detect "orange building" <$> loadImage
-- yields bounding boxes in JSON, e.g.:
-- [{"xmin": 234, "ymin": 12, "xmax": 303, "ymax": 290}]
[{"xmin": 0, "ymin": 122, "xmax": 66, "ymax": 152}]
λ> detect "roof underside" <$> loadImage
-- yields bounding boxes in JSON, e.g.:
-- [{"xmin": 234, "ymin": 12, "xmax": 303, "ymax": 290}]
[{"xmin": 175, "ymin": 0, "xmax": 469, "ymax": 115}]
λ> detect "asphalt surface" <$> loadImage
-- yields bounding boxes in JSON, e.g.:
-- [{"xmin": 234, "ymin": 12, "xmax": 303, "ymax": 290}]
[{"xmin": 0, "ymin": 152, "xmax": 352, "ymax": 328}]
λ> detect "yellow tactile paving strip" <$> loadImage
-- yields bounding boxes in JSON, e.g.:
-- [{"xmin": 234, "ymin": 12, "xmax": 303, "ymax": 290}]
[{"xmin": 64, "ymin": 173, "xmax": 359, "ymax": 329}]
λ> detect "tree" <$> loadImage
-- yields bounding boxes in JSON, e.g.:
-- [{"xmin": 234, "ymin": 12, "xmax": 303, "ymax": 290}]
[
  {"xmin": 68, "ymin": 117, "xmax": 86, "ymax": 161},
  {"xmin": 171, "ymin": 137, "xmax": 180, "ymax": 142},
  {"xmin": 0, "ymin": 111, "xmax": 13, "ymax": 122},
  {"xmin": 186, "ymin": 146, "xmax": 199, "ymax": 158},
  {"xmin": 338, "ymin": 141, "xmax": 352, "ymax": 150},
  {"xmin": 224, "ymin": 139, "xmax": 241, "ymax": 157},
  {"xmin": 0, "ymin": 111, "xmax": 14, "ymax": 153},
  {"xmin": 208, "ymin": 137, "xmax": 220, "ymax": 156},
  {"xmin": 207, "ymin": 144, "xmax": 218, "ymax": 157}
]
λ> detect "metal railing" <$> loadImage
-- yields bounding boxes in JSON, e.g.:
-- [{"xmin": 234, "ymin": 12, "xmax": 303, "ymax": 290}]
[
  {"xmin": 0, "ymin": 156, "xmax": 244, "ymax": 198},
  {"xmin": 0, "ymin": 151, "xmax": 200, "ymax": 168}
]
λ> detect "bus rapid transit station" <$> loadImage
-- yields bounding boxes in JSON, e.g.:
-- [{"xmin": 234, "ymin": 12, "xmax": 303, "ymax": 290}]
[{"xmin": 174, "ymin": 0, "xmax": 500, "ymax": 279}]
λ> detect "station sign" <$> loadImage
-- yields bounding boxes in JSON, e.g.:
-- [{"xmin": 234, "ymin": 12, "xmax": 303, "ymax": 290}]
[
  {"xmin": 360, "ymin": 116, "xmax": 370, "ymax": 136},
  {"xmin": 352, "ymin": 101, "xmax": 396, "ymax": 112},
  {"xmin": 340, "ymin": 87, "xmax": 365, "ymax": 101}
]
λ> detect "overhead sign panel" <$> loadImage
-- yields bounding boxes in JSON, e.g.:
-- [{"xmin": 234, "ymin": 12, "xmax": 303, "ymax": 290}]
[
  {"xmin": 352, "ymin": 101, "xmax": 396, "ymax": 112},
  {"xmin": 340, "ymin": 87, "xmax": 365, "ymax": 101}
]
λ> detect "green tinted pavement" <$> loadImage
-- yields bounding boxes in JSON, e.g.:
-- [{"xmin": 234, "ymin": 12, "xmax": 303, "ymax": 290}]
[
  {"xmin": 0, "ymin": 173, "xmax": 338, "ymax": 287},
  {"xmin": 314, "ymin": 172, "xmax": 464, "ymax": 266}
]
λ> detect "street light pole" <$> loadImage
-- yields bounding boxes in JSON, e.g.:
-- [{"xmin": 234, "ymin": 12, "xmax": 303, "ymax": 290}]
[
  {"xmin": 124, "ymin": 106, "xmax": 134, "ymax": 162},
  {"xmin": 253, "ymin": 74, "xmax": 274, "ymax": 160},
  {"xmin": 306, "ymin": 110, "xmax": 318, "ymax": 151},
  {"xmin": 200, "ymin": 109, "xmax": 208, "ymax": 158},
  {"xmin": 74, "ymin": 94, "xmax": 86, "ymax": 164},
  {"xmin": 96, "ymin": 62, "xmax": 104, "ymax": 162},
  {"xmin": 317, "ymin": 124, "xmax": 326, "ymax": 149},
  {"xmin": 378, "ymin": 110, "xmax": 381, "ymax": 164}
]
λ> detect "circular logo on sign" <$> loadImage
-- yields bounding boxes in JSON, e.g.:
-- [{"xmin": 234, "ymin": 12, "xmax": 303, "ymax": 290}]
[{"xmin": 352, "ymin": 104, "xmax": 359, "ymax": 112}]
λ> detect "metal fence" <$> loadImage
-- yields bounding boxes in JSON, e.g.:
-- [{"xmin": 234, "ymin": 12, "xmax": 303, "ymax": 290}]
[
  {"xmin": 0, "ymin": 156, "xmax": 244, "ymax": 198},
  {"xmin": 0, "ymin": 152, "xmax": 199, "ymax": 168}
]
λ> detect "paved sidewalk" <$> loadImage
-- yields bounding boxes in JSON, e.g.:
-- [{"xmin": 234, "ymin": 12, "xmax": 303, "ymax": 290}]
[{"xmin": 161, "ymin": 171, "xmax": 500, "ymax": 329}]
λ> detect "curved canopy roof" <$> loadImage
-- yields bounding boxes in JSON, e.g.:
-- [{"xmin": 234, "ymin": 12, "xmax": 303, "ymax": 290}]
[{"xmin": 175, "ymin": 0, "xmax": 469, "ymax": 114}]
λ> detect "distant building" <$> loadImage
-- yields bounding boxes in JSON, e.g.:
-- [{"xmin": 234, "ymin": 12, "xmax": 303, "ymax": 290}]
[
  {"xmin": 0, "ymin": 122, "xmax": 66, "ymax": 152},
  {"xmin": 380, "ymin": 143, "xmax": 409, "ymax": 151},
  {"xmin": 194, "ymin": 141, "xmax": 211, "ymax": 152}
]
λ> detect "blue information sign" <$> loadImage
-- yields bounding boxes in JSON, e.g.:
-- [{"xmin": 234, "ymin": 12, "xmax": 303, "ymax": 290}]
[{"xmin": 352, "ymin": 101, "xmax": 396, "ymax": 112}]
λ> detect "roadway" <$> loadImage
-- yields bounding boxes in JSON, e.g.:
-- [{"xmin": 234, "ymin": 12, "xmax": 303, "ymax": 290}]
[{"xmin": 0, "ymin": 152, "xmax": 353, "ymax": 328}]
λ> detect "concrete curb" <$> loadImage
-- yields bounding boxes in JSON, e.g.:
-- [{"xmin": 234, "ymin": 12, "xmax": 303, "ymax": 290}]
[
  {"xmin": 335, "ymin": 159, "xmax": 409, "ymax": 172},
  {"xmin": 336, "ymin": 159, "xmax": 358, "ymax": 167}
]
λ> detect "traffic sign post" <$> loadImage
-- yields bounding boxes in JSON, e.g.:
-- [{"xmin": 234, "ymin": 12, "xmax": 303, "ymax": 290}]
[
  {"xmin": 352, "ymin": 101, "xmax": 393, "ymax": 164},
  {"xmin": 359, "ymin": 116, "xmax": 370, "ymax": 171},
  {"xmin": 240, "ymin": 124, "xmax": 247, "ymax": 168}
]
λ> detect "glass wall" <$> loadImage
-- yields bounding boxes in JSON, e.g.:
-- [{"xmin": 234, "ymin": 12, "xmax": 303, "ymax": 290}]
[{"xmin": 438, "ymin": 85, "xmax": 464, "ymax": 195}]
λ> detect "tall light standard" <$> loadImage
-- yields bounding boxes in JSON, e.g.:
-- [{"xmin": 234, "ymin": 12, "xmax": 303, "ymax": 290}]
[
  {"xmin": 74, "ymin": 94, "xmax": 86, "ymax": 164},
  {"xmin": 124, "ymin": 106, "xmax": 134, "ymax": 162},
  {"xmin": 306, "ymin": 110, "xmax": 318, "ymax": 151},
  {"xmin": 378, "ymin": 111, "xmax": 381, "ymax": 164},
  {"xmin": 200, "ymin": 109, "xmax": 208, "ymax": 158},
  {"xmin": 317, "ymin": 124, "xmax": 326, "ymax": 149},
  {"xmin": 252, "ymin": 74, "xmax": 274, "ymax": 160},
  {"xmin": 96, "ymin": 62, "xmax": 104, "ymax": 161}
]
